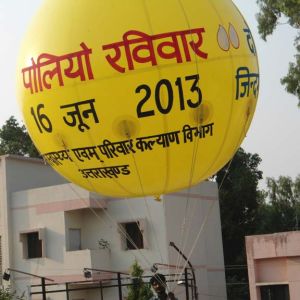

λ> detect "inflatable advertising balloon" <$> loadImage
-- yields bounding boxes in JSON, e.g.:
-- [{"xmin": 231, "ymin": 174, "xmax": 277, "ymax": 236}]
[{"xmin": 17, "ymin": 0, "xmax": 259, "ymax": 197}]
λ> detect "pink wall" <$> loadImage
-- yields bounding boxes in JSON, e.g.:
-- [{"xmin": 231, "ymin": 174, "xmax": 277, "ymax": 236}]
[{"xmin": 246, "ymin": 231, "xmax": 300, "ymax": 300}]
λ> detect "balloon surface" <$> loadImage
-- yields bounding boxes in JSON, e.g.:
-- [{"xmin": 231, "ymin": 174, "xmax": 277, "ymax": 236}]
[{"xmin": 17, "ymin": 0, "xmax": 259, "ymax": 197}]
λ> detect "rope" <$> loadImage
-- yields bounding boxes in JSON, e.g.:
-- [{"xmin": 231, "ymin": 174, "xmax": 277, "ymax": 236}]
[
  {"xmin": 170, "ymin": 0, "xmax": 205, "ymax": 288},
  {"xmin": 67, "ymin": 183, "xmax": 153, "ymax": 268},
  {"xmin": 169, "ymin": 0, "xmax": 254, "ymax": 293},
  {"xmin": 57, "ymin": 122, "xmax": 166, "ymax": 271},
  {"xmin": 171, "ymin": 200, "xmax": 216, "ymax": 295},
  {"xmin": 58, "ymin": 135, "xmax": 155, "ymax": 270},
  {"xmin": 38, "ymin": 0, "xmax": 253, "ymax": 295},
  {"xmin": 139, "ymin": 0, "xmax": 177, "ymax": 291},
  {"xmin": 129, "ymin": 146, "xmax": 165, "ymax": 264}
]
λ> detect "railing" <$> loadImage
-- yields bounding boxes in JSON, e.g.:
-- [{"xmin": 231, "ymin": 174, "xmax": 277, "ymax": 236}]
[{"xmin": 30, "ymin": 269, "xmax": 194, "ymax": 300}]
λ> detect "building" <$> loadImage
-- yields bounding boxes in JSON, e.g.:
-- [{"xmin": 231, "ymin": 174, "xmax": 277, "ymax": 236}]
[
  {"xmin": 0, "ymin": 154, "xmax": 227, "ymax": 300},
  {"xmin": 246, "ymin": 231, "xmax": 300, "ymax": 300}
]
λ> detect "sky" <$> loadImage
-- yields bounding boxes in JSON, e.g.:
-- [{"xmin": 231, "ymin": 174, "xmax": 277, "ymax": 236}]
[{"xmin": 0, "ymin": 0, "xmax": 299, "ymax": 190}]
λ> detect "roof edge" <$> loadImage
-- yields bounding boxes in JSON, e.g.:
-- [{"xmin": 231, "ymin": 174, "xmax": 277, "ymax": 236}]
[{"xmin": 0, "ymin": 154, "xmax": 44, "ymax": 164}]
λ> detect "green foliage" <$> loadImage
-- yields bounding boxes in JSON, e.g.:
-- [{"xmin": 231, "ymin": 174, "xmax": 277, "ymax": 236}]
[
  {"xmin": 216, "ymin": 148, "xmax": 263, "ymax": 265},
  {"xmin": 127, "ymin": 260, "xmax": 153, "ymax": 300},
  {"xmin": 256, "ymin": 0, "xmax": 300, "ymax": 106},
  {"xmin": 215, "ymin": 148, "xmax": 264, "ymax": 299},
  {"xmin": 0, "ymin": 286, "xmax": 26, "ymax": 300},
  {"xmin": 280, "ymin": 45, "xmax": 300, "ymax": 106},
  {"xmin": 214, "ymin": 148, "xmax": 300, "ymax": 299},
  {"xmin": 0, "ymin": 116, "xmax": 40, "ymax": 158},
  {"xmin": 257, "ymin": 175, "xmax": 300, "ymax": 233},
  {"xmin": 226, "ymin": 274, "xmax": 249, "ymax": 300},
  {"xmin": 256, "ymin": 0, "xmax": 300, "ymax": 40}
]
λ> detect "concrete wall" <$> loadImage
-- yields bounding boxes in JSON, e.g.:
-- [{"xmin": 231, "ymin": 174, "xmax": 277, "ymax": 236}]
[
  {"xmin": 246, "ymin": 231, "xmax": 300, "ymax": 300},
  {"xmin": 164, "ymin": 181, "xmax": 227, "ymax": 300},
  {"xmin": 0, "ymin": 155, "xmax": 227, "ymax": 300},
  {"xmin": 106, "ymin": 196, "xmax": 170, "ymax": 272},
  {"xmin": 10, "ymin": 182, "xmax": 113, "ymax": 299},
  {"xmin": 0, "ymin": 155, "xmax": 67, "ymax": 283},
  {"xmin": 9, "ymin": 185, "xmax": 172, "ymax": 299}
]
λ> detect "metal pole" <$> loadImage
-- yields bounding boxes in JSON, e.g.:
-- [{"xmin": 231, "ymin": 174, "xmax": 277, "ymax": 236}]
[
  {"xmin": 6, "ymin": 268, "xmax": 53, "ymax": 281},
  {"xmin": 99, "ymin": 281, "xmax": 104, "ymax": 300},
  {"xmin": 184, "ymin": 268, "xmax": 190, "ymax": 300},
  {"xmin": 117, "ymin": 272, "xmax": 122, "ymax": 300},
  {"xmin": 190, "ymin": 277, "xmax": 195, "ymax": 300},
  {"xmin": 41, "ymin": 277, "xmax": 46, "ymax": 300},
  {"xmin": 66, "ymin": 282, "xmax": 70, "ymax": 300},
  {"xmin": 170, "ymin": 241, "xmax": 198, "ymax": 300},
  {"xmin": 27, "ymin": 285, "xmax": 32, "ymax": 300}
]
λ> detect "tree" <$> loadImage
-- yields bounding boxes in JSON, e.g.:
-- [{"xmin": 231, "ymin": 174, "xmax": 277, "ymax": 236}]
[
  {"xmin": 216, "ymin": 148, "xmax": 264, "ymax": 264},
  {"xmin": 215, "ymin": 148, "xmax": 264, "ymax": 299},
  {"xmin": 127, "ymin": 260, "xmax": 153, "ymax": 300},
  {"xmin": 256, "ymin": 0, "xmax": 300, "ymax": 106},
  {"xmin": 0, "ymin": 286, "xmax": 26, "ymax": 300},
  {"xmin": 258, "ymin": 175, "xmax": 300, "ymax": 233},
  {"xmin": 0, "ymin": 116, "xmax": 40, "ymax": 158}
]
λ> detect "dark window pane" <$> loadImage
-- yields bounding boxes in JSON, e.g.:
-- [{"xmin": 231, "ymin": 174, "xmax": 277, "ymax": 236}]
[
  {"xmin": 27, "ymin": 232, "xmax": 42, "ymax": 258},
  {"xmin": 260, "ymin": 285, "xmax": 290, "ymax": 300},
  {"xmin": 125, "ymin": 222, "xmax": 143, "ymax": 250},
  {"xmin": 69, "ymin": 229, "xmax": 81, "ymax": 251}
]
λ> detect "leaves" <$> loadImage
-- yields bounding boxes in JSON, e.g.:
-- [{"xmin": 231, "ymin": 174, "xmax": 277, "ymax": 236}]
[
  {"xmin": 260, "ymin": 175, "xmax": 300, "ymax": 232},
  {"xmin": 0, "ymin": 116, "xmax": 40, "ymax": 158},
  {"xmin": 127, "ymin": 260, "xmax": 153, "ymax": 300},
  {"xmin": 0, "ymin": 286, "xmax": 26, "ymax": 300},
  {"xmin": 216, "ymin": 148, "xmax": 263, "ymax": 264},
  {"xmin": 215, "ymin": 148, "xmax": 264, "ymax": 299},
  {"xmin": 256, "ymin": 0, "xmax": 300, "ymax": 105},
  {"xmin": 215, "ymin": 148, "xmax": 300, "ymax": 298},
  {"xmin": 256, "ymin": 0, "xmax": 300, "ymax": 39},
  {"xmin": 280, "ymin": 45, "xmax": 300, "ymax": 106}
]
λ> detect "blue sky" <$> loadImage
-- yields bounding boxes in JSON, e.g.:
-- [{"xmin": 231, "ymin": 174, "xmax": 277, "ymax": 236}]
[{"xmin": 0, "ymin": 0, "xmax": 299, "ymax": 189}]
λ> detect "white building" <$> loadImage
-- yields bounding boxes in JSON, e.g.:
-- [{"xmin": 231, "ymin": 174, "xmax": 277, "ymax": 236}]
[{"xmin": 0, "ymin": 155, "xmax": 227, "ymax": 300}]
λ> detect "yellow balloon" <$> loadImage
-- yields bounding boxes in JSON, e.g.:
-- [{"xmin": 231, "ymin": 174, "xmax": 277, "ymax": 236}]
[{"xmin": 17, "ymin": 0, "xmax": 259, "ymax": 197}]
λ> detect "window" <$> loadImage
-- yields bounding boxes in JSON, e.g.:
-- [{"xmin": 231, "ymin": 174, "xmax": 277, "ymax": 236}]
[
  {"xmin": 119, "ymin": 220, "xmax": 147, "ymax": 250},
  {"xmin": 20, "ymin": 229, "xmax": 45, "ymax": 259},
  {"xmin": 260, "ymin": 284, "xmax": 290, "ymax": 300},
  {"xmin": 68, "ymin": 228, "xmax": 82, "ymax": 251},
  {"xmin": 27, "ymin": 232, "xmax": 42, "ymax": 258}
]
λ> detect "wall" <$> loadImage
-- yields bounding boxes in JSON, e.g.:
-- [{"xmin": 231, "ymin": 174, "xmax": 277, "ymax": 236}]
[
  {"xmin": 0, "ymin": 155, "xmax": 67, "ymax": 284},
  {"xmin": 103, "ymin": 196, "xmax": 170, "ymax": 273},
  {"xmin": 164, "ymin": 181, "xmax": 227, "ymax": 300},
  {"xmin": 246, "ymin": 231, "xmax": 300, "ymax": 300},
  {"xmin": 0, "ymin": 155, "xmax": 227, "ymax": 300}
]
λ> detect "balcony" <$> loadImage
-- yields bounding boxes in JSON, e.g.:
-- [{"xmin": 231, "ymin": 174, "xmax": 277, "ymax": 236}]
[
  {"xmin": 64, "ymin": 248, "xmax": 111, "ymax": 274},
  {"xmin": 35, "ymin": 184, "xmax": 108, "ymax": 214}
]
